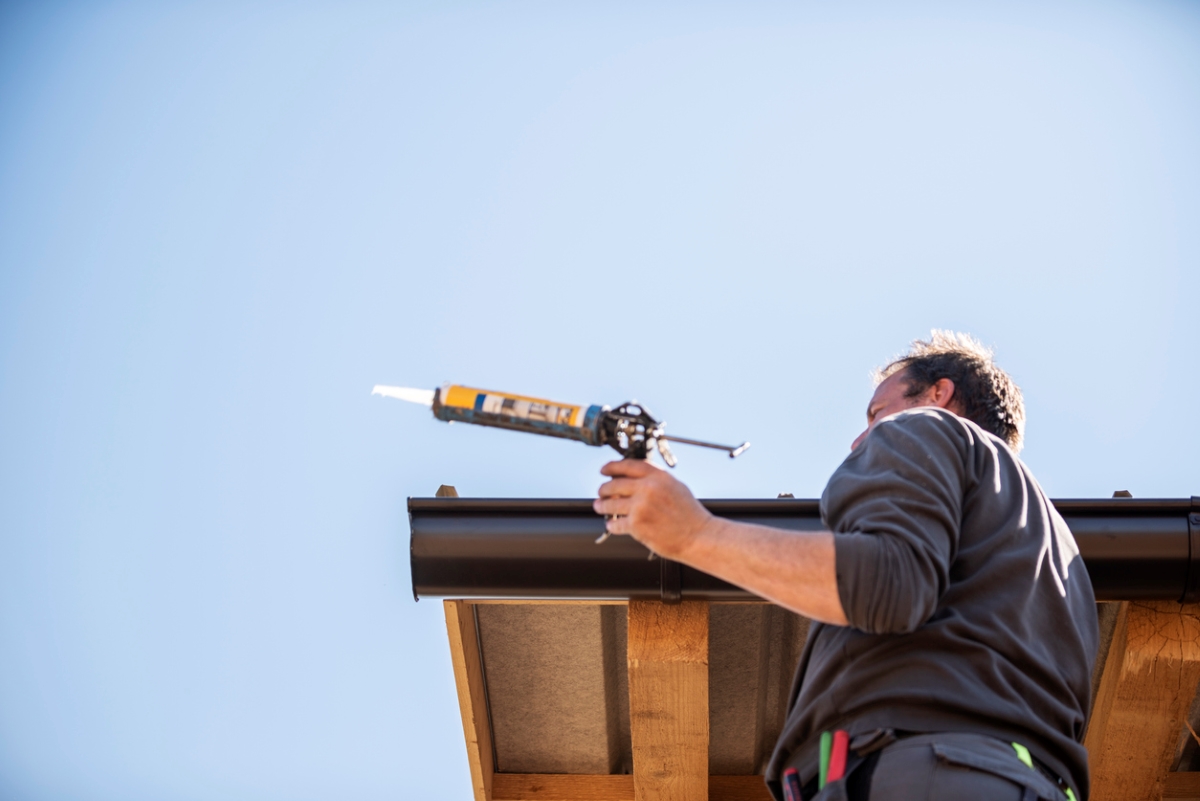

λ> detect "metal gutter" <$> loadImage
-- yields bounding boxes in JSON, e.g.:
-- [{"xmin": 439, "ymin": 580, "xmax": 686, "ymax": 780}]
[{"xmin": 409, "ymin": 497, "xmax": 1200, "ymax": 603}]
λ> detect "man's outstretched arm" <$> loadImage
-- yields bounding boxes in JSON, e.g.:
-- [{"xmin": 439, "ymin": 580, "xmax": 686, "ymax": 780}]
[{"xmin": 593, "ymin": 458, "xmax": 849, "ymax": 627}]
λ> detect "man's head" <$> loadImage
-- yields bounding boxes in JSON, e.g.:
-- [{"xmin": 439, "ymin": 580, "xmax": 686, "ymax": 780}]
[{"xmin": 851, "ymin": 331, "xmax": 1025, "ymax": 452}]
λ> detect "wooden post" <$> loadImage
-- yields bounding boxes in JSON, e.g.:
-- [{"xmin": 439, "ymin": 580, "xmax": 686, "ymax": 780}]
[
  {"xmin": 627, "ymin": 600, "xmax": 710, "ymax": 801},
  {"xmin": 1086, "ymin": 602, "xmax": 1200, "ymax": 801},
  {"xmin": 445, "ymin": 600, "xmax": 495, "ymax": 801}
]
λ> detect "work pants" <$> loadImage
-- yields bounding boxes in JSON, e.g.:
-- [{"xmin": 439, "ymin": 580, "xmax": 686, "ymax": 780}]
[{"xmin": 866, "ymin": 733, "xmax": 1071, "ymax": 800}]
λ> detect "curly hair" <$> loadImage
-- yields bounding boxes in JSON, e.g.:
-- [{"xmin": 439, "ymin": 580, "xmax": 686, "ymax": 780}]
[{"xmin": 877, "ymin": 331, "xmax": 1026, "ymax": 451}]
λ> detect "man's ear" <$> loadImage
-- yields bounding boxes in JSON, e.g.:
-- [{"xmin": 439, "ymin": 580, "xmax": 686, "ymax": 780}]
[{"xmin": 931, "ymin": 378, "xmax": 957, "ymax": 410}]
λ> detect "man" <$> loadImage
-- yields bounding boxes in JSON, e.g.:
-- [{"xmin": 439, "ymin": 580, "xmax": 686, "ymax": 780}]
[{"xmin": 594, "ymin": 332, "xmax": 1098, "ymax": 800}]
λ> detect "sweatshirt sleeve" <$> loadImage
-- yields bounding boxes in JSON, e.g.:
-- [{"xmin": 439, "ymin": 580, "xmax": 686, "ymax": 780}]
[{"xmin": 825, "ymin": 409, "xmax": 969, "ymax": 634}]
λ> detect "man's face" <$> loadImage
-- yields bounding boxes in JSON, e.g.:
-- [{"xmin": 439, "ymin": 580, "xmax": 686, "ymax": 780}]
[{"xmin": 850, "ymin": 369, "xmax": 933, "ymax": 451}]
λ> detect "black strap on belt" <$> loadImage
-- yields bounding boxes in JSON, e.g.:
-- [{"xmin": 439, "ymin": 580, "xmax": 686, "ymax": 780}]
[
  {"xmin": 799, "ymin": 750, "xmax": 881, "ymax": 801},
  {"xmin": 1028, "ymin": 751, "xmax": 1075, "ymax": 800}
]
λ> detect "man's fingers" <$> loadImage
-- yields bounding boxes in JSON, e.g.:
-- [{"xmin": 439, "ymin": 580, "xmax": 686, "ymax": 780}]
[
  {"xmin": 596, "ymin": 477, "xmax": 641, "ymax": 499},
  {"xmin": 599, "ymin": 459, "xmax": 657, "ymax": 478},
  {"xmin": 604, "ymin": 513, "xmax": 634, "ymax": 535},
  {"xmin": 593, "ymin": 497, "xmax": 632, "ymax": 517}
]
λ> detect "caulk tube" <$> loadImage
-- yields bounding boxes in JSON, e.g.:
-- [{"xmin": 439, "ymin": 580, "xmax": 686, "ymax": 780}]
[{"xmin": 433, "ymin": 384, "xmax": 607, "ymax": 446}]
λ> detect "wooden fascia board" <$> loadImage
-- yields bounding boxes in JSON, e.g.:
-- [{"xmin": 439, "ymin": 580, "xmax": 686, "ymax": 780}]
[{"xmin": 445, "ymin": 600, "xmax": 495, "ymax": 801}]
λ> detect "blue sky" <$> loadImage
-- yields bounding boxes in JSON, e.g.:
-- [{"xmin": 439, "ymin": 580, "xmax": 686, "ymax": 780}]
[{"xmin": 1, "ymin": 2, "xmax": 1198, "ymax": 799}]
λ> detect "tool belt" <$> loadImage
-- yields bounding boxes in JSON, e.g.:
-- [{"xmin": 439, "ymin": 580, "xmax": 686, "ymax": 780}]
[{"xmin": 780, "ymin": 730, "xmax": 1077, "ymax": 801}]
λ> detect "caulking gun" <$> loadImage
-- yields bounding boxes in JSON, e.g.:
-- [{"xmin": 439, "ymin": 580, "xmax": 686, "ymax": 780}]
[{"xmin": 372, "ymin": 384, "xmax": 749, "ymax": 467}]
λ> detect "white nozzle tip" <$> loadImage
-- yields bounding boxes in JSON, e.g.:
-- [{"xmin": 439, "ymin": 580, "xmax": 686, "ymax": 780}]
[{"xmin": 372, "ymin": 385, "xmax": 435, "ymax": 406}]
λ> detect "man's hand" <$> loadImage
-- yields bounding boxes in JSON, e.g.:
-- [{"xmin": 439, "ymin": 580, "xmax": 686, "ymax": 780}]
[
  {"xmin": 592, "ymin": 459, "xmax": 715, "ymax": 560},
  {"xmin": 593, "ymin": 459, "xmax": 849, "ymax": 626}
]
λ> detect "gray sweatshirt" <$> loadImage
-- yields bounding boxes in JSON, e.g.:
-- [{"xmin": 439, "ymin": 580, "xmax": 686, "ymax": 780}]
[{"xmin": 765, "ymin": 408, "xmax": 1098, "ymax": 798}]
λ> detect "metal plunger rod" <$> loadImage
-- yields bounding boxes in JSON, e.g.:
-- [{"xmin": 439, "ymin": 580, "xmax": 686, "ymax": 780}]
[{"xmin": 658, "ymin": 434, "xmax": 751, "ymax": 458}]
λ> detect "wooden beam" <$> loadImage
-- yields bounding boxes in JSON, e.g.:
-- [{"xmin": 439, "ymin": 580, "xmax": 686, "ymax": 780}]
[
  {"xmin": 708, "ymin": 775, "xmax": 774, "ymax": 801},
  {"xmin": 490, "ymin": 774, "xmax": 770, "ymax": 801},
  {"xmin": 445, "ymin": 600, "xmax": 494, "ymax": 801},
  {"xmin": 627, "ymin": 600, "xmax": 710, "ymax": 801},
  {"xmin": 1164, "ymin": 772, "xmax": 1200, "ymax": 801},
  {"xmin": 492, "ymin": 773, "xmax": 633, "ymax": 801},
  {"xmin": 1085, "ymin": 602, "xmax": 1200, "ymax": 801}
]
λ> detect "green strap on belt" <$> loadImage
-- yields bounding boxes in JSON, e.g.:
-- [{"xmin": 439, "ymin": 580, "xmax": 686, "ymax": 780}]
[
  {"xmin": 1011, "ymin": 742, "xmax": 1034, "ymax": 769},
  {"xmin": 818, "ymin": 730, "xmax": 832, "ymax": 789},
  {"xmin": 1012, "ymin": 742, "xmax": 1075, "ymax": 801}
]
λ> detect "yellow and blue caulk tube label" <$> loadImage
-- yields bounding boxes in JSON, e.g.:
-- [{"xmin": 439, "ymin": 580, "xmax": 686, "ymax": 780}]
[{"xmin": 433, "ymin": 385, "xmax": 606, "ymax": 446}]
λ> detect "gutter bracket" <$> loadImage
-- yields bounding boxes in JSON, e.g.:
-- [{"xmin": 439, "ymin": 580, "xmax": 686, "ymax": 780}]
[
  {"xmin": 660, "ymin": 558, "xmax": 682, "ymax": 605},
  {"xmin": 1185, "ymin": 497, "xmax": 1200, "ymax": 603}
]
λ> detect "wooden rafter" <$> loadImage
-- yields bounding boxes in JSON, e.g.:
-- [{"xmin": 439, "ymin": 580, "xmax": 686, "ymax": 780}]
[
  {"xmin": 628, "ymin": 600, "xmax": 711, "ymax": 801},
  {"xmin": 1085, "ymin": 601, "xmax": 1200, "ymax": 801}
]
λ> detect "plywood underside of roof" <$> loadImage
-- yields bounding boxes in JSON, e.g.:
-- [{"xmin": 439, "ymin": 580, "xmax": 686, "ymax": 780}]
[
  {"xmin": 448, "ymin": 600, "xmax": 1200, "ymax": 801},
  {"xmin": 477, "ymin": 602, "xmax": 808, "ymax": 776}
]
